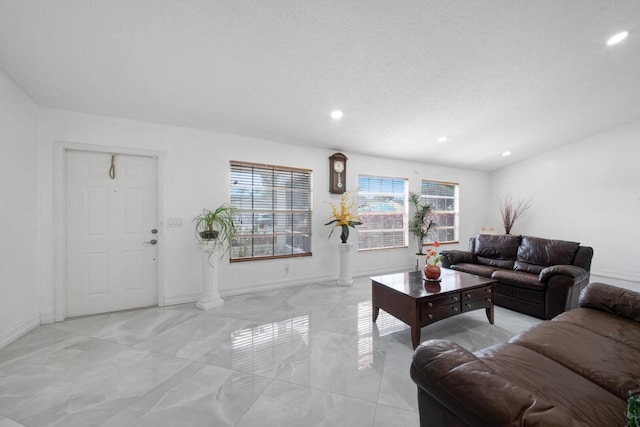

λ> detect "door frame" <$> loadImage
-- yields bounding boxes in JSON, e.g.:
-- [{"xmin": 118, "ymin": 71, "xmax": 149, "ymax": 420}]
[{"xmin": 54, "ymin": 142, "xmax": 165, "ymax": 322}]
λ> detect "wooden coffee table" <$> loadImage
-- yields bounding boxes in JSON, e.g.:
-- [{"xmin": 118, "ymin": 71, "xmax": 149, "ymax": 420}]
[{"xmin": 371, "ymin": 268, "xmax": 496, "ymax": 348}]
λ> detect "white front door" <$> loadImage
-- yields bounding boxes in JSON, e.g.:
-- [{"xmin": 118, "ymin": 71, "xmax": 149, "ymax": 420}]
[{"xmin": 65, "ymin": 150, "xmax": 159, "ymax": 317}]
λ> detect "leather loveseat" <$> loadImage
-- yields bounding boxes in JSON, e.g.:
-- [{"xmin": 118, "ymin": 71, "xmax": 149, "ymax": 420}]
[
  {"xmin": 410, "ymin": 282, "xmax": 640, "ymax": 427},
  {"xmin": 440, "ymin": 234, "xmax": 593, "ymax": 319}
]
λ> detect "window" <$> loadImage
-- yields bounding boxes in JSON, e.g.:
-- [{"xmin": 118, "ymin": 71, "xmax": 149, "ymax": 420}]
[
  {"xmin": 357, "ymin": 175, "xmax": 407, "ymax": 250},
  {"xmin": 421, "ymin": 180, "xmax": 458, "ymax": 243},
  {"xmin": 230, "ymin": 161, "xmax": 312, "ymax": 260}
]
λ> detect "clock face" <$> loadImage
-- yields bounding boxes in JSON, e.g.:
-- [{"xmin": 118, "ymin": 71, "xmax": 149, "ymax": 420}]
[{"xmin": 334, "ymin": 160, "xmax": 345, "ymax": 173}]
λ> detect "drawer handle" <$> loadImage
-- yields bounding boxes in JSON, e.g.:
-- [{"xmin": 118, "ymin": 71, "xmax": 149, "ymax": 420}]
[
  {"xmin": 465, "ymin": 303, "xmax": 471, "ymax": 308},
  {"xmin": 452, "ymin": 296, "xmax": 458, "ymax": 301},
  {"xmin": 486, "ymin": 288, "xmax": 491, "ymax": 293},
  {"xmin": 452, "ymin": 306, "xmax": 459, "ymax": 312},
  {"xmin": 486, "ymin": 298, "xmax": 492, "ymax": 303},
  {"xmin": 428, "ymin": 302, "xmax": 433, "ymax": 307},
  {"xmin": 428, "ymin": 314, "xmax": 433, "ymax": 319},
  {"xmin": 465, "ymin": 293, "xmax": 471, "ymax": 299}
]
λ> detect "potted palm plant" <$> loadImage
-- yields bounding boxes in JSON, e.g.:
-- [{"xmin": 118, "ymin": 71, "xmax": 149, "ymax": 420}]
[
  {"xmin": 193, "ymin": 203, "xmax": 237, "ymax": 254},
  {"xmin": 409, "ymin": 192, "xmax": 436, "ymax": 255}
]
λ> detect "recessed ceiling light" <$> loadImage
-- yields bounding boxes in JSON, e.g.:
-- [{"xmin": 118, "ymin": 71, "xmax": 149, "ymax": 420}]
[
  {"xmin": 606, "ymin": 31, "xmax": 629, "ymax": 46},
  {"xmin": 330, "ymin": 110, "xmax": 343, "ymax": 120},
  {"xmin": 437, "ymin": 136, "xmax": 448, "ymax": 143},
  {"xmin": 502, "ymin": 151, "xmax": 511, "ymax": 157}
]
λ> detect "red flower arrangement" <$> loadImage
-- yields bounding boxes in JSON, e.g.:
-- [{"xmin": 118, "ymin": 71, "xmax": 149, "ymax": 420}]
[{"xmin": 425, "ymin": 241, "xmax": 443, "ymax": 266}]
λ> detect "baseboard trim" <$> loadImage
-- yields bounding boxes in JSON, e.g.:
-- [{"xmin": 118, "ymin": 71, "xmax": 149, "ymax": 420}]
[
  {"xmin": 162, "ymin": 263, "xmax": 415, "ymax": 306},
  {"xmin": 352, "ymin": 263, "xmax": 416, "ymax": 278},
  {"xmin": 591, "ymin": 269, "xmax": 640, "ymax": 284},
  {"xmin": 163, "ymin": 292, "xmax": 202, "ymax": 306},
  {"xmin": 40, "ymin": 312, "xmax": 55, "ymax": 325},
  {"xmin": 220, "ymin": 273, "xmax": 336, "ymax": 298},
  {"xmin": 163, "ymin": 273, "xmax": 343, "ymax": 306},
  {"xmin": 0, "ymin": 316, "xmax": 40, "ymax": 349}
]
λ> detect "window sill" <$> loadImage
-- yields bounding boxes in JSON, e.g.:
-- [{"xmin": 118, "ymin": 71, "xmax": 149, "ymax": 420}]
[
  {"xmin": 424, "ymin": 241, "xmax": 459, "ymax": 246},
  {"xmin": 357, "ymin": 245, "xmax": 409, "ymax": 253}
]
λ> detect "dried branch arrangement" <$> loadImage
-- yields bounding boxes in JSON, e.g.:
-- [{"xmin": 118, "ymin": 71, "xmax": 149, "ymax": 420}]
[{"xmin": 498, "ymin": 196, "xmax": 533, "ymax": 234}]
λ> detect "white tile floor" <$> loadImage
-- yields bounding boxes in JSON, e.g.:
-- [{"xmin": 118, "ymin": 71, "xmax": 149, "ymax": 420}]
[{"xmin": 0, "ymin": 277, "xmax": 541, "ymax": 427}]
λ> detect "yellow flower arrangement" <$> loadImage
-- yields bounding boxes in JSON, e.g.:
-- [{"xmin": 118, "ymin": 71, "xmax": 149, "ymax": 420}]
[{"xmin": 324, "ymin": 192, "xmax": 362, "ymax": 243}]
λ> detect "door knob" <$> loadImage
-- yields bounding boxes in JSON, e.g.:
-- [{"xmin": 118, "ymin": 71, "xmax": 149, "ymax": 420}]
[{"xmin": 144, "ymin": 239, "xmax": 158, "ymax": 245}]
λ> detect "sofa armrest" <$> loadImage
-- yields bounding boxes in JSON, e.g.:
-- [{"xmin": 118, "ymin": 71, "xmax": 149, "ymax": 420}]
[
  {"xmin": 440, "ymin": 250, "xmax": 476, "ymax": 268},
  {"xmin": 410, "ymin": 340, "xmax": 581, "ymax": 426},
  {"xmin": 579, "ymin": 282, "xmax": 640, "ymax": 321},
  {"xmin": 539, "ymin": 266, "xmax": 590, "ymax": 318},
  {"xmin": 539, "ymin": 265, "xmax": 588, "ymax": 282}
]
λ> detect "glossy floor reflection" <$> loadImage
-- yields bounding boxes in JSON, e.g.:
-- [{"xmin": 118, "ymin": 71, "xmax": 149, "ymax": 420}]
[{"xmin": 0, "ymin": 277, "xmax": 541, "ymax": 426}]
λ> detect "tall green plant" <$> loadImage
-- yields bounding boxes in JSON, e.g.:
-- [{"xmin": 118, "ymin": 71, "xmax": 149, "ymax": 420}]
[{"xmin": 408, "ymin": 192, "xmax": 436, "ymax": 255}]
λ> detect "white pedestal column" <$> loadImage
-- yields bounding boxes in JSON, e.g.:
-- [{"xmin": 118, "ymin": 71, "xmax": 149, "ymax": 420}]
[
  {"xmin": 337, "ymin": 242, "xmax": 354, "ymax": 287},
  {"xmin": 196, "ymin": 242, "xmax": 224, "ymax": 310}
]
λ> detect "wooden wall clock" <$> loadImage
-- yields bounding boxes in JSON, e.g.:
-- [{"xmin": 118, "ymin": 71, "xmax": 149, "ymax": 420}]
[{"xmin": 329, "ymin": 152, "xmax": 347, "ymax": 194}]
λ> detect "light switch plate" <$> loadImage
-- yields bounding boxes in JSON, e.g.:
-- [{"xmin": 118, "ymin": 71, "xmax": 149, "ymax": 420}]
[{"xmin": 167, "ymin": 217, "xmax": 183, "ymax": 227}]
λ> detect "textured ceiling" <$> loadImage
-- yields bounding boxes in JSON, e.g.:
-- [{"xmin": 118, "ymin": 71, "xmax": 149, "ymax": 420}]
[{"xmin": 1, "ymin": 1, "xmax": 639, "ymax": 171}]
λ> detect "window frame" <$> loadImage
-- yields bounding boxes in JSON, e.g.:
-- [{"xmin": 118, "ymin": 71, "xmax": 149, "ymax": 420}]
[
  {"xmin": 229, "ymin": 161, "xmax": 312, "ymax": 262},
  {"xmin": 356, "ymin": 174, "xmax": 408, "ymax": 251},
  {"xmin": 421, "ymin": 180, "xmax": 459, "ymax": 245}
]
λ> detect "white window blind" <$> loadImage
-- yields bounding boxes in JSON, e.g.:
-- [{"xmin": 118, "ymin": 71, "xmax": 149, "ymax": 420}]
[
  {"xmin": 357, "ymin": 175, "xmax": 407, "ymax": 250},
  {"xmin": 421, "ymin": 180, "xmax": 458, "ymax": 243},
  {"xmin": 230, "ymin": 162, "xmax": 312, "ymax": 260}
]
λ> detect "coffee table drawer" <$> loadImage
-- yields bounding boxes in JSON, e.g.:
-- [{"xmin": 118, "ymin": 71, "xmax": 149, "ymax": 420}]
[
  {"xmin": 421, "ymin": 293, "xmax": 461, "ymax": 309},
  {"xmin": 462, "ymin": 296, "xmax": 492, "ymax": 312},
  {"xmin": 461, "ymin": 286, "xmax": 493, "ymax": 301},
  {"xmin": 421, "ymin": 302, "xmax": 461, "ymax": 323}
]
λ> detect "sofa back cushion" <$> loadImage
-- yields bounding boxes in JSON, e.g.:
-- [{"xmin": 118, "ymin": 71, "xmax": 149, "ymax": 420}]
[
  {"xmin": 573, "ymin": 246, "xmax": 594, "ymax": 272},
  {"xmin": 514, "ymin": 236, "xmax": 580, "ymax": 274},
  {"xmin": 473, "ymin": 234, "xmax": 521, "ymax": 269}
]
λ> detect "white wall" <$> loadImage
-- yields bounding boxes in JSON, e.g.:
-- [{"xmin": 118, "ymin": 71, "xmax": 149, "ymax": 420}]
[
  {"xmin": 0, "ymin": 71, "xmax": 40, "ymax": 346},
  {"xmin": 490, "ymin": 118, "xmax": 640, "ymax": 291},
  {"xmin": 37, "ymin": 108, "xmax": 490, "ymax": 319},
  {"xmin": 16, "ymin": 83, "xmax": 639, "ymax": 335}
]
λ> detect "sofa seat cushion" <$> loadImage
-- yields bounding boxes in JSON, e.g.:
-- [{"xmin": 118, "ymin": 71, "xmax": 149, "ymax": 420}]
[
  {"xmin": 475, "ymin": 343, "xmax": 625, "ymax": 426},
  {"xmin": 554, "ymin": 307, "xmax": 640, "ymax": 351},
  {"xmin": 491, "ymin": 269, "xmax": 544, "ymax": 290},
  {"xmin": 514, "ymin": 236, "xmax": 580, "ymax": 274},
  {"xmin": 450, "ymin": 263, "xmax": 497, "ymax": 278},
  {"xmin": 509, "ymin": 321, "xmax": 640, "ymax": 398}
]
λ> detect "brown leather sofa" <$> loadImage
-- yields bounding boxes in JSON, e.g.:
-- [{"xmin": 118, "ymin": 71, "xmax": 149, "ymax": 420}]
[
  {"xmin": 410, "ymin": 282, "xmax": 640, "ymax": 427},
  {"xmin": 440, "ymin": 234, "xmax": 593, "ymax": 319}
]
